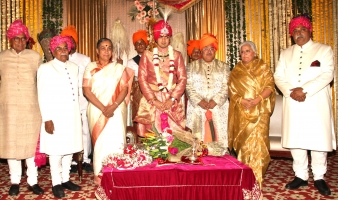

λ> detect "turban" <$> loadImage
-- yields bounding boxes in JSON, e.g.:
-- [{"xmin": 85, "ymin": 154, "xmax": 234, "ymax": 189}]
[
  {"xmin": 49, "ymin": 36, "xmax": 74, "ymax": 53},
  {"xmin": 153, "ymin": 20, "xmax": 172, "ymax": 41},
  {"xmin": 60, "ymin": 25, "xmax": 78, "ymax": 43},
  {"xmin": 187, "ymin": 40, "xmax": 200, "ymax": 56},
  {"xmin": 7, "ymin": 19, "xmax": 30, "ymax": 40},
  {"xmin": 289, "ymin": 15, "xmax": 312, "ymax": 35},
  {"xmin": 200, "ymin": 34, "xmax": 218, "ymax": 51},
  {"xmin": 133, "ymin": 30, "xmax": 148, "ymax": 45}
]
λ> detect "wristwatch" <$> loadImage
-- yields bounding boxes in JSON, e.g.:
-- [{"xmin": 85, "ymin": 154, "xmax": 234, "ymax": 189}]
[{"xmin": 170, "ymin": 97, "xmax": 176, "ymax": 102}]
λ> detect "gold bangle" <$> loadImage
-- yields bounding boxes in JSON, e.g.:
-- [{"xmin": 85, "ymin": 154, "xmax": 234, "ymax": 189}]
[{"xmin": 258, "ymin": 95, "xmax": 264, "ymax": 101}]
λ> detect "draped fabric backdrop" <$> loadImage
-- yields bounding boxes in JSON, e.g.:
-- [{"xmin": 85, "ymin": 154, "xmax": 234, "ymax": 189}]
[
  {"xmin": 185, "ymin": 0, "xmax": 225, "ymax": 61},
  {"xmin": 62, "ymin": 0, "xmax": 107, "ymax": 61},
  {"xmin": 1, "ymin": 0, "xmax": 21, "ymax": 50},
  {"xmin": 106, "ymin": 0, "xmax": 187, "ymax": 65}
]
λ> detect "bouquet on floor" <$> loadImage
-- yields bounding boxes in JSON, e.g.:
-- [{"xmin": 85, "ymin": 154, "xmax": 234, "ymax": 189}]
[
  {"xmin": 142, "ymin": 113, "xmax": 208, "ymax": 163},
  {"xmin": 102, "ymin": 144, "xmax": 152, "ymax": 170}
]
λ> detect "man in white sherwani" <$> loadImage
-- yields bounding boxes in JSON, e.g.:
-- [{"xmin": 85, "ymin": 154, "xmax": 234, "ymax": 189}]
[
  {"xmin": 60, "ymin": 25, "xmax": 93, "ymax": 173},
  {"xmin": 274, "ymin": 14, "xmax": 336, "ymax": 196},
  {"xmin": 37, "ymin": 36, "xmax": 83, "ymax": 198},
  {"xmin": 186, "ymin": 34, "xmax": 230, "ymax": 149}
]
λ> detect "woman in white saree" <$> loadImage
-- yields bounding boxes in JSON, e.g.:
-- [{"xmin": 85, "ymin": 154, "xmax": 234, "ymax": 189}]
[{"xmin": 83, "ymin": 38, "xmax": 134, "ymax": 185}]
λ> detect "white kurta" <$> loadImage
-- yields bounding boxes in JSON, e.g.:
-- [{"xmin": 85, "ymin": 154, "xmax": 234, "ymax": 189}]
[
  {"xmin": 126, "ymin": 55, "xmax": 140, "ymax": 77},
  {"xmin": 274, "ymin": 39, "xmax": 336, "ymax": 151},
  {"xmin": 186, "ymin": 59, "xmax": 230, "ymax": 147},
  {"xmin": 37, "ymin": 58, "xmax": 83, "ymax": 155}
]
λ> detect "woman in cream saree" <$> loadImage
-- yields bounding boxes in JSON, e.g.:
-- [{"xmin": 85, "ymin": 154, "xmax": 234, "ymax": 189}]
[{"xmin": 83, "ymin": 38, "xmax": 133, "ymax": 184}]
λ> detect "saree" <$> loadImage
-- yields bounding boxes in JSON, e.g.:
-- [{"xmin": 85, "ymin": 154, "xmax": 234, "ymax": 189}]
[
  {"xmin": 83, "ymin": 62, "xmax": 134, "ymax": 176},
  {"xmin": 228, "ymin": 58, "xmax": 275, "ymax": 186}
]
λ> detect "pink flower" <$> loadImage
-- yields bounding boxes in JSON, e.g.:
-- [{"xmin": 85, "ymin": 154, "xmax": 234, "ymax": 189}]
[
  {"xmin": 144, "ymin": 16, "xmax": 150, "ymax": 23},
  {"xmin": 136, "ymin": 13, "xmax": 142, "ymax": 20},
  {"xmin": 154, "ymin": 10, "xmax": 159, "ymax": 16},
  {"xmin": 137, "ymin": 5, "xmax": 144, "ymax": 11},
  {"xmin": 169, "ymin": 147, "xmax": 178, "ymax": 155},
  {"xmin": 166, "ymin": 134, "xmax": 174, "ymax": 143},
  {"xmin": 134, "ymin": 1, "xmax": 140, "ymax": 6},
  {"xmin": 141, "ymin": 11, "xmax": 147, "ymax": 17},
  {"xmin": 147, "ymin": 1, "xmax": 155, "ymax": 8},
  {"xmin": 147, "ymin": 10, "xmax": 153, "ymax": 16}
]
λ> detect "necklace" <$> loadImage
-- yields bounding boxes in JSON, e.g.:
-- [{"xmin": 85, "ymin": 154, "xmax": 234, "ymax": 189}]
[{"xmin": 153, "ymin": 45, "xmax": 175, "ymax": 92}]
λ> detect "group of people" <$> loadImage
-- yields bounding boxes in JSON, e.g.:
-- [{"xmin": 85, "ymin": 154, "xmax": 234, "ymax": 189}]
[{"xmin": 0, "ymin": 13, "xmax": 335, "ymax": 199}]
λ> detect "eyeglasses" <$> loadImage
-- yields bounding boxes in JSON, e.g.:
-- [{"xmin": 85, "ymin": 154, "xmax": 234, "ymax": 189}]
[
  {"xmin": 13, "ymin": 37, "xmax": 27, "ymax": 42},
  {"xmin": 202, "ymin": 47, "xmax": 215, "ymax": 52}
]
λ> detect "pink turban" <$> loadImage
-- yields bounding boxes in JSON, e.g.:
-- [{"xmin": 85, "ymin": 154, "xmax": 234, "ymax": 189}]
[
  {"xmin": 7, "ymin": 19, "xmax": 30, "ymax": 40},
  {"xmin": 289, "ymin": 16, "xmax": 312, "ymax": 35},
  {"xmin": 153, "ymin": 20, "xmax": 172, "ymax": 41},
  {"xmin": 187, "ymin": 40, "xmax": 200, "ymax": 56},
  {"xmin": 200, "ymin": 34, "xmax": 218, "ymax": 51},
  {"xmin": 49, "ymin": 36, "xmax": 74, "ymax": 53}
]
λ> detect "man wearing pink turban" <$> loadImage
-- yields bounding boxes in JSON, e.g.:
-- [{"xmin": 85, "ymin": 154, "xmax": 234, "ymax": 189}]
[
  {"xmin": 185, "ymin": 33, "xmax": 230, "ymax": 152},
  {"xmin": 274, "ymin": 14, "xmax": 335, "ymax": 196},
  {"xmin": 0, "ymin": 19, "xmax": 44, "ymax": 196},
  {"xmin": 37, "ymin": 35, "xmax": 82, "ymax": 198},
  {"xmin": 134, "ymin": 20, "xmax": 187, "ymax": 137}
]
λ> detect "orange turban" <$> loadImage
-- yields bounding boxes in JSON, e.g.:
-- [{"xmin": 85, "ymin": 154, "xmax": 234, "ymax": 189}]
[
  {"xmin": 132, "ymin": 30, "xmax": 148, "ymax": 45},
  {"xmin": 199, "ymin": 34, "xmax": 218, "ymax": 51},
  {"xmin": 60, "ymin": 25, "xmax": 78, "ymax": 44},
  {"xmin": 187, "ymin": 40, "xmax": 200, "ymax": 56}
]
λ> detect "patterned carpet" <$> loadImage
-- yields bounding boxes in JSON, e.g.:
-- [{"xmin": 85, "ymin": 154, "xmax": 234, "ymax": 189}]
[{"xmin": 0, "ymin": 152, "xmax": 337, "ymax": 200}]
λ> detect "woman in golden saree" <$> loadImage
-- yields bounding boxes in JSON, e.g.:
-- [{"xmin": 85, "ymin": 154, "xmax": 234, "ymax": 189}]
[
  {"xmin": 83, "ymin": 38, "xmax": 134, "ymax": 185},
  {"xmin": 228, "ymin": 41, "xmax": 275, "ymax": 187}
]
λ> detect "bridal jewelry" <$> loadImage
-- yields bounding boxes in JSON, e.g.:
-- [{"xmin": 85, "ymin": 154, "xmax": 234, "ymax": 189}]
[{"xmin": 153, "ymin": 46, "xmax": 175, "ymax": 91}]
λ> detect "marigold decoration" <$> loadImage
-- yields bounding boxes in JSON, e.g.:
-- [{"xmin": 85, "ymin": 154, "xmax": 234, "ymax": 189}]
[
  {"xmin": 129, "ymin": 1, "xmax": 161, "ymax": 25},
  {"xmin": 153, "ymin": 45, "xmax": 175, "ymax": 91},
  {"xmin": 102, "ymin": 144, "xmax": 152, "ymax": 170}
]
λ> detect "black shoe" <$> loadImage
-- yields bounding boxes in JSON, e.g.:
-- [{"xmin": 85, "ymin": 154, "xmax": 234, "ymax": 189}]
[
  {"xmin": 83, "ymin": 162, "xmax": 94, "ymax": 172},
  {"xmin": 8, "ymin": 184, "xmax": 19, "ymax": 196},
  {"xmin": 314, "ymin": 179, "xmax": 331, "ymax": 196},
  {"xmin": 28, "ymin": 184, "xmax": 44, "ymax": 195},
  {"xmin": 285, "ymin": 177, "xmax": 308, "ymax": 189},
  {"xmin": 62, "ymin": 181, "xmax": 81, "ymax": 191},
  {"xmin": 70, "ymin": 164, "xmax": 78, "ymax": 173},
  {"xmin": 52, "ymin": 184, "xmax": 65, "ymax": 198}
]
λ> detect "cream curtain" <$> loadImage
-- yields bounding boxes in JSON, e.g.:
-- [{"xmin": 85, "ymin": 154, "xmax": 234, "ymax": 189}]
[
  {"xmin": 63, "ymin": 0, "xmax": 107, "ymax": 61},
  {"xmin": 106, "ymin": 0, "xmax": 187, "ymax": 65},
  {"xmin": 185, "ymin": 0, "xmax": 226, "ymax": 61}
]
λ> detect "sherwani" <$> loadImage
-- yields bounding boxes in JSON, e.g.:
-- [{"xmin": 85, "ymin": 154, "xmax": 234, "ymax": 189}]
[
  {"xmin": 134, "ymin": 49, "xmax": 187, "ymax": 136},
  {"xmin": 37, "ymin": 58, "xmax": 83, "ymax": 156},
  {"xmin": 274, "ymin": 39, "xmax": 336, "ymax": 151},
  {"xmin": 274, "ymin": 39, "xmax": 336, "ymax": 180},
  {"xmin": 0, "ymin": 49, "xmax": 42, "ymax": 159},
  {"xmin": 186, "ymin": 59, "xmax": 230, "ymax": 147},
  {"xmin": 69, "ymin": 52, "xmax": 91, "ymax": 163}
]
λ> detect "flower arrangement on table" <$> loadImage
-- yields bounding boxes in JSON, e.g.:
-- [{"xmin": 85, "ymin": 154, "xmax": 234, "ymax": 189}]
[
  {"xmin": 129, "ymin": 1, "xmax": 162, "ymax": 24},
  {"xmin": 102, "ymin": 144, "xmax": 153, "ymax": 170},
  {"xmin": 142, "ymin": 113, "xmax": 208, "ymax": 164}
]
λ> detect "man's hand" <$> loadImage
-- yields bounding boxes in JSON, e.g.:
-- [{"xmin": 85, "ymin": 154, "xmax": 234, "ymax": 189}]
[
  {"xmin": 207, "ymin": 100, "xmax": 217, "ymax": 109},
  {"xmin": 198, "ymin": 100, "xmax": 209, "ymax": 110},
  {"xmin": 290, "ymin": 87, "xmax": 306, "ymax": 102},
  {"xmin": 162, "ymin": 99, "xmax": 174, "ymax": 111},
  {"xmin": 45, "ymin": 120, "xmax": 54, "ymax": 134},
  {"xmin": 153, "ymin": 100, "xmax": 164, "ymax": 111}
]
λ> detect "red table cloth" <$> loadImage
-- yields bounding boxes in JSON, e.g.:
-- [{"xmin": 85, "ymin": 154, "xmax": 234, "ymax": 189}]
[{"xmin": 95, "ymin": 155, "xmax": 261, "ymax": 200}]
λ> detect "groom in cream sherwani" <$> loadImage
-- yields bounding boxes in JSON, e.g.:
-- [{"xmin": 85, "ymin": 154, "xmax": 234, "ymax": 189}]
[{"xmin": 274, "ymin": 14, "xmax": 336, "ymax": 196}]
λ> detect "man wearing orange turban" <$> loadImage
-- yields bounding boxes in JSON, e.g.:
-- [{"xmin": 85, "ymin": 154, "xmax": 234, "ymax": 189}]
[
  {"xmin": 126, "ymin": 30, "xmax": 149, "ymax": 131},
  {"xmin": 61, "ymin": 25, "xmax": 93, "ymax": 173},
  {"xmin": 186, "ymin": 33, "xmax": 230, "ymax": 151},
  {"xmin": 187, "ymin": 40, "xmax": 201, "ymax": 62}
]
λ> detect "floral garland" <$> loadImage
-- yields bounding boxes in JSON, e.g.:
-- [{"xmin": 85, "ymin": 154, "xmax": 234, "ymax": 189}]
[
  {"xmin": 128, "ymin": 0, "xmax": 161, "ymax": 25},
  {"xmin": 153, "ymin": 45, "xmax": 175, "ymax": 91},
  {"xmin": 102, "ymin": 145, "xmax": 152, "ymax": 170}
]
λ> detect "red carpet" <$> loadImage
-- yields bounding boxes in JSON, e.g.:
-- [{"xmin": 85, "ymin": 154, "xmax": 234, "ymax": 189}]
[{"xmin": 0, "ymin": 152, "xmax": 337, "ymax": 199}]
